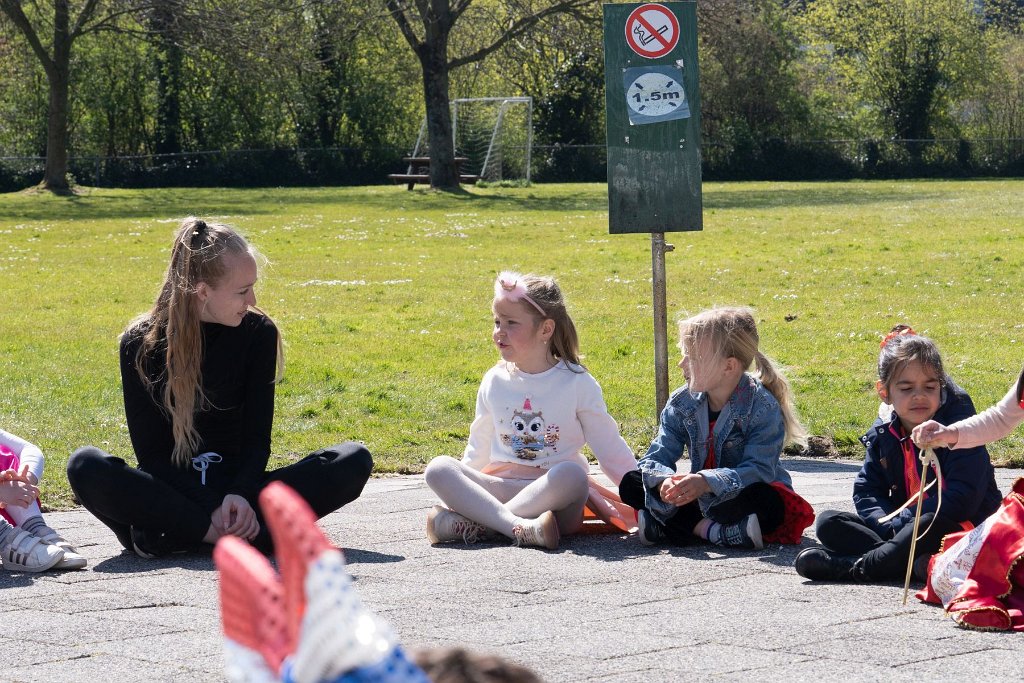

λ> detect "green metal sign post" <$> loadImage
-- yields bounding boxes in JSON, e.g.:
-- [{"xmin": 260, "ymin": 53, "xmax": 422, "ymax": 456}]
[{"xmin": 603, "ymin": 1, "xmax": 702, "ymax": 417}]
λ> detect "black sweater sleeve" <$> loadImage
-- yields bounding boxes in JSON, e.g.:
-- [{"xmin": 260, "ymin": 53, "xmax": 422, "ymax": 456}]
[
  {"xmin": 225, "ymin": 316, "xmax": 278, "ymax": 501},
  {"xmin": 120, "ymin": 329, "xmax": 223, "ymax": 513}
]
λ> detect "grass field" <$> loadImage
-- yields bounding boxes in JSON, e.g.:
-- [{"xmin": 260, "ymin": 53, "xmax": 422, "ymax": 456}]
[{"xmin": 2, "ymin": 180, "xmax": 1023, "ymax": 508}]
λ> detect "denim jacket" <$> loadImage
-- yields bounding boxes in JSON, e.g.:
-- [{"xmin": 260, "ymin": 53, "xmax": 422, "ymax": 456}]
[{"xmin": 637, "ymin": 373, "xmax": 791, "ymax": 524}]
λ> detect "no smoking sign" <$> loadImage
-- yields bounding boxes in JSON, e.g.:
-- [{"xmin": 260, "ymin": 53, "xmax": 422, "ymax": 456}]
[{"xmin": 624, "ymin": 3, "xmax": 680, "ymax": 58}]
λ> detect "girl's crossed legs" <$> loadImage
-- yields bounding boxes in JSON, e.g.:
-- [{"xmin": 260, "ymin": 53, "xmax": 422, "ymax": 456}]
[{"xmin": 424, "ymin": 456, "xmax": 590, "ymax": 538}]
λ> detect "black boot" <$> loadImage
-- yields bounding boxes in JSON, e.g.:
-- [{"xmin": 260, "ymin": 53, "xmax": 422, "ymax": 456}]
[{"xmin": 795, "ymin": 547, "xmax": 867, "ymax": 582}]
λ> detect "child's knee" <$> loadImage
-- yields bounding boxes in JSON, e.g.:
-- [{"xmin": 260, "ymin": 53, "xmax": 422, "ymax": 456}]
[
  {"xmin": 546, "ymin": 462, "xmax": 589, "ymax": 495},
  {"xmin": 814, "ymin": 509, "xmax": 845, "ymax": 535},
  {"xmin": 424, "ymin": 455, "xmax": 460, "ymax": 489}
]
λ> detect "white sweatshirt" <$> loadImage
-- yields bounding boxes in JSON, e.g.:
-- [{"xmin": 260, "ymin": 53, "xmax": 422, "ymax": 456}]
[
  {"xmin": 462, "ymin": 362, "xmax": 637, "ymax": 485},
  {"xmin": 950, "ymin": 382, "xmax": 1024, "ymax": 449},
  {"xmin": 0, "ymin": 428, "xmax": 45, "ymax": 482}
]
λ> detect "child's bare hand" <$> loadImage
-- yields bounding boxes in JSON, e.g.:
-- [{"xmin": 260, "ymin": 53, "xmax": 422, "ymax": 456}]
[
  {"xmin": 0, "ymin": 477, "xmax": 40, "ymax": 508},
  {"xmin": 912, "ymin": 420, "xmax": 958, "ymax": 448},
  {"xmin": 659, "ymin": 473, "xmax": 709, "ymax": 506},
  {"xmin": 658, "ymin": 475, "xmax": 683, "ymax": 503},
  {"xmin": 2, "ymin": 463, "xmax": 34, "ymax": 484}
]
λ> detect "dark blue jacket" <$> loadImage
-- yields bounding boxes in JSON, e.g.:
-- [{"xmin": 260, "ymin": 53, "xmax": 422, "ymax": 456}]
[{"xmin": 853, "ymin": 379, "xmax": 1002, "ymax": 539}]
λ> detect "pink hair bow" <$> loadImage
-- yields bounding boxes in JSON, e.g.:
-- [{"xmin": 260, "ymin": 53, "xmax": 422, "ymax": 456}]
[{"xmin": 494, "ymin": 271, "xmax": 545, "ymax": 316}]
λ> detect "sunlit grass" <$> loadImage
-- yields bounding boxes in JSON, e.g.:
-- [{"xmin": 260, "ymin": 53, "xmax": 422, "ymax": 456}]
[{"xmin": 2, "ymin": 179, "xmax": 1022, "ymax": 508}]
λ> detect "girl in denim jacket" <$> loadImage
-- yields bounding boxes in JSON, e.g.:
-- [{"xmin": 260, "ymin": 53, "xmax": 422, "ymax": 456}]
[{"xmin": 620, "ymin": 307, "xmax": 812, "ymax": 549}]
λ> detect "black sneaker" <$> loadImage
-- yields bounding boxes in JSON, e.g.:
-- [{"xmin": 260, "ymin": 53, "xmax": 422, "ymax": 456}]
[
  {"xmin": 637, "ymin": 509, "xmax": 666, "ymax": 546},
  {"xmin": 718, "ymin": 513, "xmax": 764, "ymax": 550},
  {"xmin": 795, "ymin": 547, "xmax": 867, "ymax": 582},
  {"xmin": 129, "ymin": 526, "xmax": 172, "ymax": 559}
]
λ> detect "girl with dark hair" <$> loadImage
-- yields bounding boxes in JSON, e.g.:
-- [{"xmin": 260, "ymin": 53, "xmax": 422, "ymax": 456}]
[
  {"xmin": 796, "ymin": 329, "xmax": 1001, "ymax": 582},
  {"xmin": 423, "ymin": 271, "xmax": 637, "ymax": 550},
  {"xmin": 67, "ymin": 217, "xmax": 372, "ymax": 557}
]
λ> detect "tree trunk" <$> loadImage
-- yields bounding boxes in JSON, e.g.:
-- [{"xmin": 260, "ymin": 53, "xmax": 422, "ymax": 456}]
[
  {"xmin": 419, "ymin": 39, "xmax": 458, "ymax": 189},
  {"xmin": 152, "ymin": 1, "xmax": 184, "ymax": 156},
  {"xmin": 40, "ymin": 1, "xmax": 71, "ymax": 192}
]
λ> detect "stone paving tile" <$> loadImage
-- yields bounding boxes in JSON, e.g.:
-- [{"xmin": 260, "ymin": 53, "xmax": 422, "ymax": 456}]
[
  {"xmin": 7, "ymin": 653, "xmax": 193, "ymax": 683},
  {"xmin": 3, "ymin": 644, "xmax": 99, "ymax": 669},
  {"xmin": 90, "ymin": 630, "xmax": 224, "ymax": 665},
  {"xmin": 102, "ymin": 603, "xmax": 221, "ymax": 630},
  {"xmin": 6, "ymin": 607, "xmax": 181, "ymax": 646},
  {"xmin": 710, "ymin": 658, "xmax": 897, "ymax": 682},
  {"xmin": 8, "ymin": 587, "xmax": 185, "ymax": 614}
]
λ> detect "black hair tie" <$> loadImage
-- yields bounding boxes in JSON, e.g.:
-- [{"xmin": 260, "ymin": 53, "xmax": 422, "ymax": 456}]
[{"xmin": 190, "ymin": 219, "xmax": 208, "ymax": 246}]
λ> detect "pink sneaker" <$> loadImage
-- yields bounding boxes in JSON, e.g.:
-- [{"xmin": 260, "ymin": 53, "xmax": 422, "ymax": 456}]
[{"xmin": 511, "ymin": 511, "xmax": 560, "ymax": 550}]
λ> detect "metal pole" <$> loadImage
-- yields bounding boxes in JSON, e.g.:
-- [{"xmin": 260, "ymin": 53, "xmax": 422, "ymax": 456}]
[{"xmin": 651, "ymin": 232, "xmax": 674, "ymax": 419}]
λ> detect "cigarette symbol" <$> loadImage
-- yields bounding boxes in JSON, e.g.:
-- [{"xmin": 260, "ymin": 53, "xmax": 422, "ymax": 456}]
[{"xmin": 633, "ymin": 23, "xmax": 669, "ymax": 47}]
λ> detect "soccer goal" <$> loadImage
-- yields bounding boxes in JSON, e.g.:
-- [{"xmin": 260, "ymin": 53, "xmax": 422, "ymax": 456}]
[{"xmin": 409, "ymin": 97, "xmax": 533, "ymax": 183}]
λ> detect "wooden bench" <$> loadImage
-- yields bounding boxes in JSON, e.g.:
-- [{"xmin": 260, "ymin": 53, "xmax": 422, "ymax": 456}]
[{"xmin": 388, "ymin": 156, "xmax": 479, "ymax": 190}]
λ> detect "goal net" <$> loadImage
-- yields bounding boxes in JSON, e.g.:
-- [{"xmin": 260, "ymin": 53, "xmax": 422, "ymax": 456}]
[{"xmin": 411, "ymin": 97, "xmax": 533, "ymax": 183}]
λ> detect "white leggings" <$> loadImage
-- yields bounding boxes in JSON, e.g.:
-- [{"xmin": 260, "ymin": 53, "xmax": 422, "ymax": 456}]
[{"xmin": 424, "ymin": 456, "xmax": 590, "ymax": 538}]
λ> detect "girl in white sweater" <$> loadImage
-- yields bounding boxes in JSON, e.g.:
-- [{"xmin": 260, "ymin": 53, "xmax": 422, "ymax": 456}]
[{"xmin": 423, "ymin": 271, "xmax": 637, "ymax": 550}]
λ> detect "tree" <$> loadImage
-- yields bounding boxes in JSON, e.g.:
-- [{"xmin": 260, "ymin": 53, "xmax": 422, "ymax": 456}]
[
  {"xmin": 0, "ymin": 0, "xmax": 148, "ymax": 192},
  {"xmin": 799, "ymin": 0, "xmax": 990, "ymax": 144},
  {"xmin": 698, "ymin": 0, "xmax": 809, "ymax": 144},
  {"xmin": 147, "ymin": 0, "xmax": 184, "ymax": 155},
  {"xmin": 382, "ymin": 0, "xmax": 593, "ymax": 189}
]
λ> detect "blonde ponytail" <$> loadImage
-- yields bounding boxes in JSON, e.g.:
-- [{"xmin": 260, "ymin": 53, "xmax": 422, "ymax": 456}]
[
  {"xmin": 680, "ymin": 306, "xmax": 807, "ymax": 448},
  {"xmin": 753, "ymin": 350, "xmax": 807, "ymax": 448}
]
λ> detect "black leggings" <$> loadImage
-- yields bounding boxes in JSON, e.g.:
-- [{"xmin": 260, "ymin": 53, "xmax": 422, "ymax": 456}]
[
  {"xmin": 67, "ymin": 442, "xmax": 372, "ymax": 554},
  {"xmin": 815, "ymin": 509, "xmax": 962, "ymax": 580},
  {"xmin": 619, "ymin": 470, "xmax": 784, "ymax": 546}
]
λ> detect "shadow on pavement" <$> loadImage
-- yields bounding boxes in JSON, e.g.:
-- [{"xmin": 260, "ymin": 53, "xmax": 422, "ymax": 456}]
[
  {"xmin": 341, "ymin": 547, "xmax": 405, "ymax": 565},
  {"xmin": 784, "ymin": 458, "xmax": 863, "ymax": 473},
  {"xmin": 92, "ymin": 550, "xmax": 216, "ymax": 573}
]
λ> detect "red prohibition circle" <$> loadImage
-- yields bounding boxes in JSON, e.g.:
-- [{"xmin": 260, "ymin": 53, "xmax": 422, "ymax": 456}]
[{"xmin": 624, "ymin": 4, "xmax": 680, "ymax": 59}]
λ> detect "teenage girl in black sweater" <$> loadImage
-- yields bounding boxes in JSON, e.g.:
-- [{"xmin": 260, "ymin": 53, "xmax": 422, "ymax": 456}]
[{"xmin": 68, "ymin": 217, "xmax": 371, "ymax": 556}]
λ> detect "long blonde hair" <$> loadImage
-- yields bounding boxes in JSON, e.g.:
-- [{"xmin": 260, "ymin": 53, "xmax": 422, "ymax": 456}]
[
  {"xmin": 126, "ymin": 217, "xmax": 282, "ymax": 467},
  {"xmin": 679, "ymin": 306, "xmax": 807, "ymax": 447}
]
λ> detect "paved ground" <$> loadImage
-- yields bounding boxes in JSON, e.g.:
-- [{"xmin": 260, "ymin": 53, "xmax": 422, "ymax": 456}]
[{"xmin": 3, "ymin": 458, "xmax": 1023, "ymax": 682}]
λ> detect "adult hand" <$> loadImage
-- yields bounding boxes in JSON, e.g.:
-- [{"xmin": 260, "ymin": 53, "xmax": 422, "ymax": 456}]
[
  {"xmin": 219, "ymin": 494, "xmax": 260, "ymax": 540},
  {"xmin": 659, "ymin": 473, "xmax": 710, "ymax": 507},
  {"xmin": 912, "ymin": 420, "xmax": 958, "ymax": 449}
]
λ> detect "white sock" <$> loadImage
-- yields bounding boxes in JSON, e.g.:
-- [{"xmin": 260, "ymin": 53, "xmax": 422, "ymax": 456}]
[
  {"xmin": 19, "ymin": 514, "xmax": 50, "ymax": 537},
  {"xmin": 5, "ymin": 500, "xmax": 42, "ymax": 527}
]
